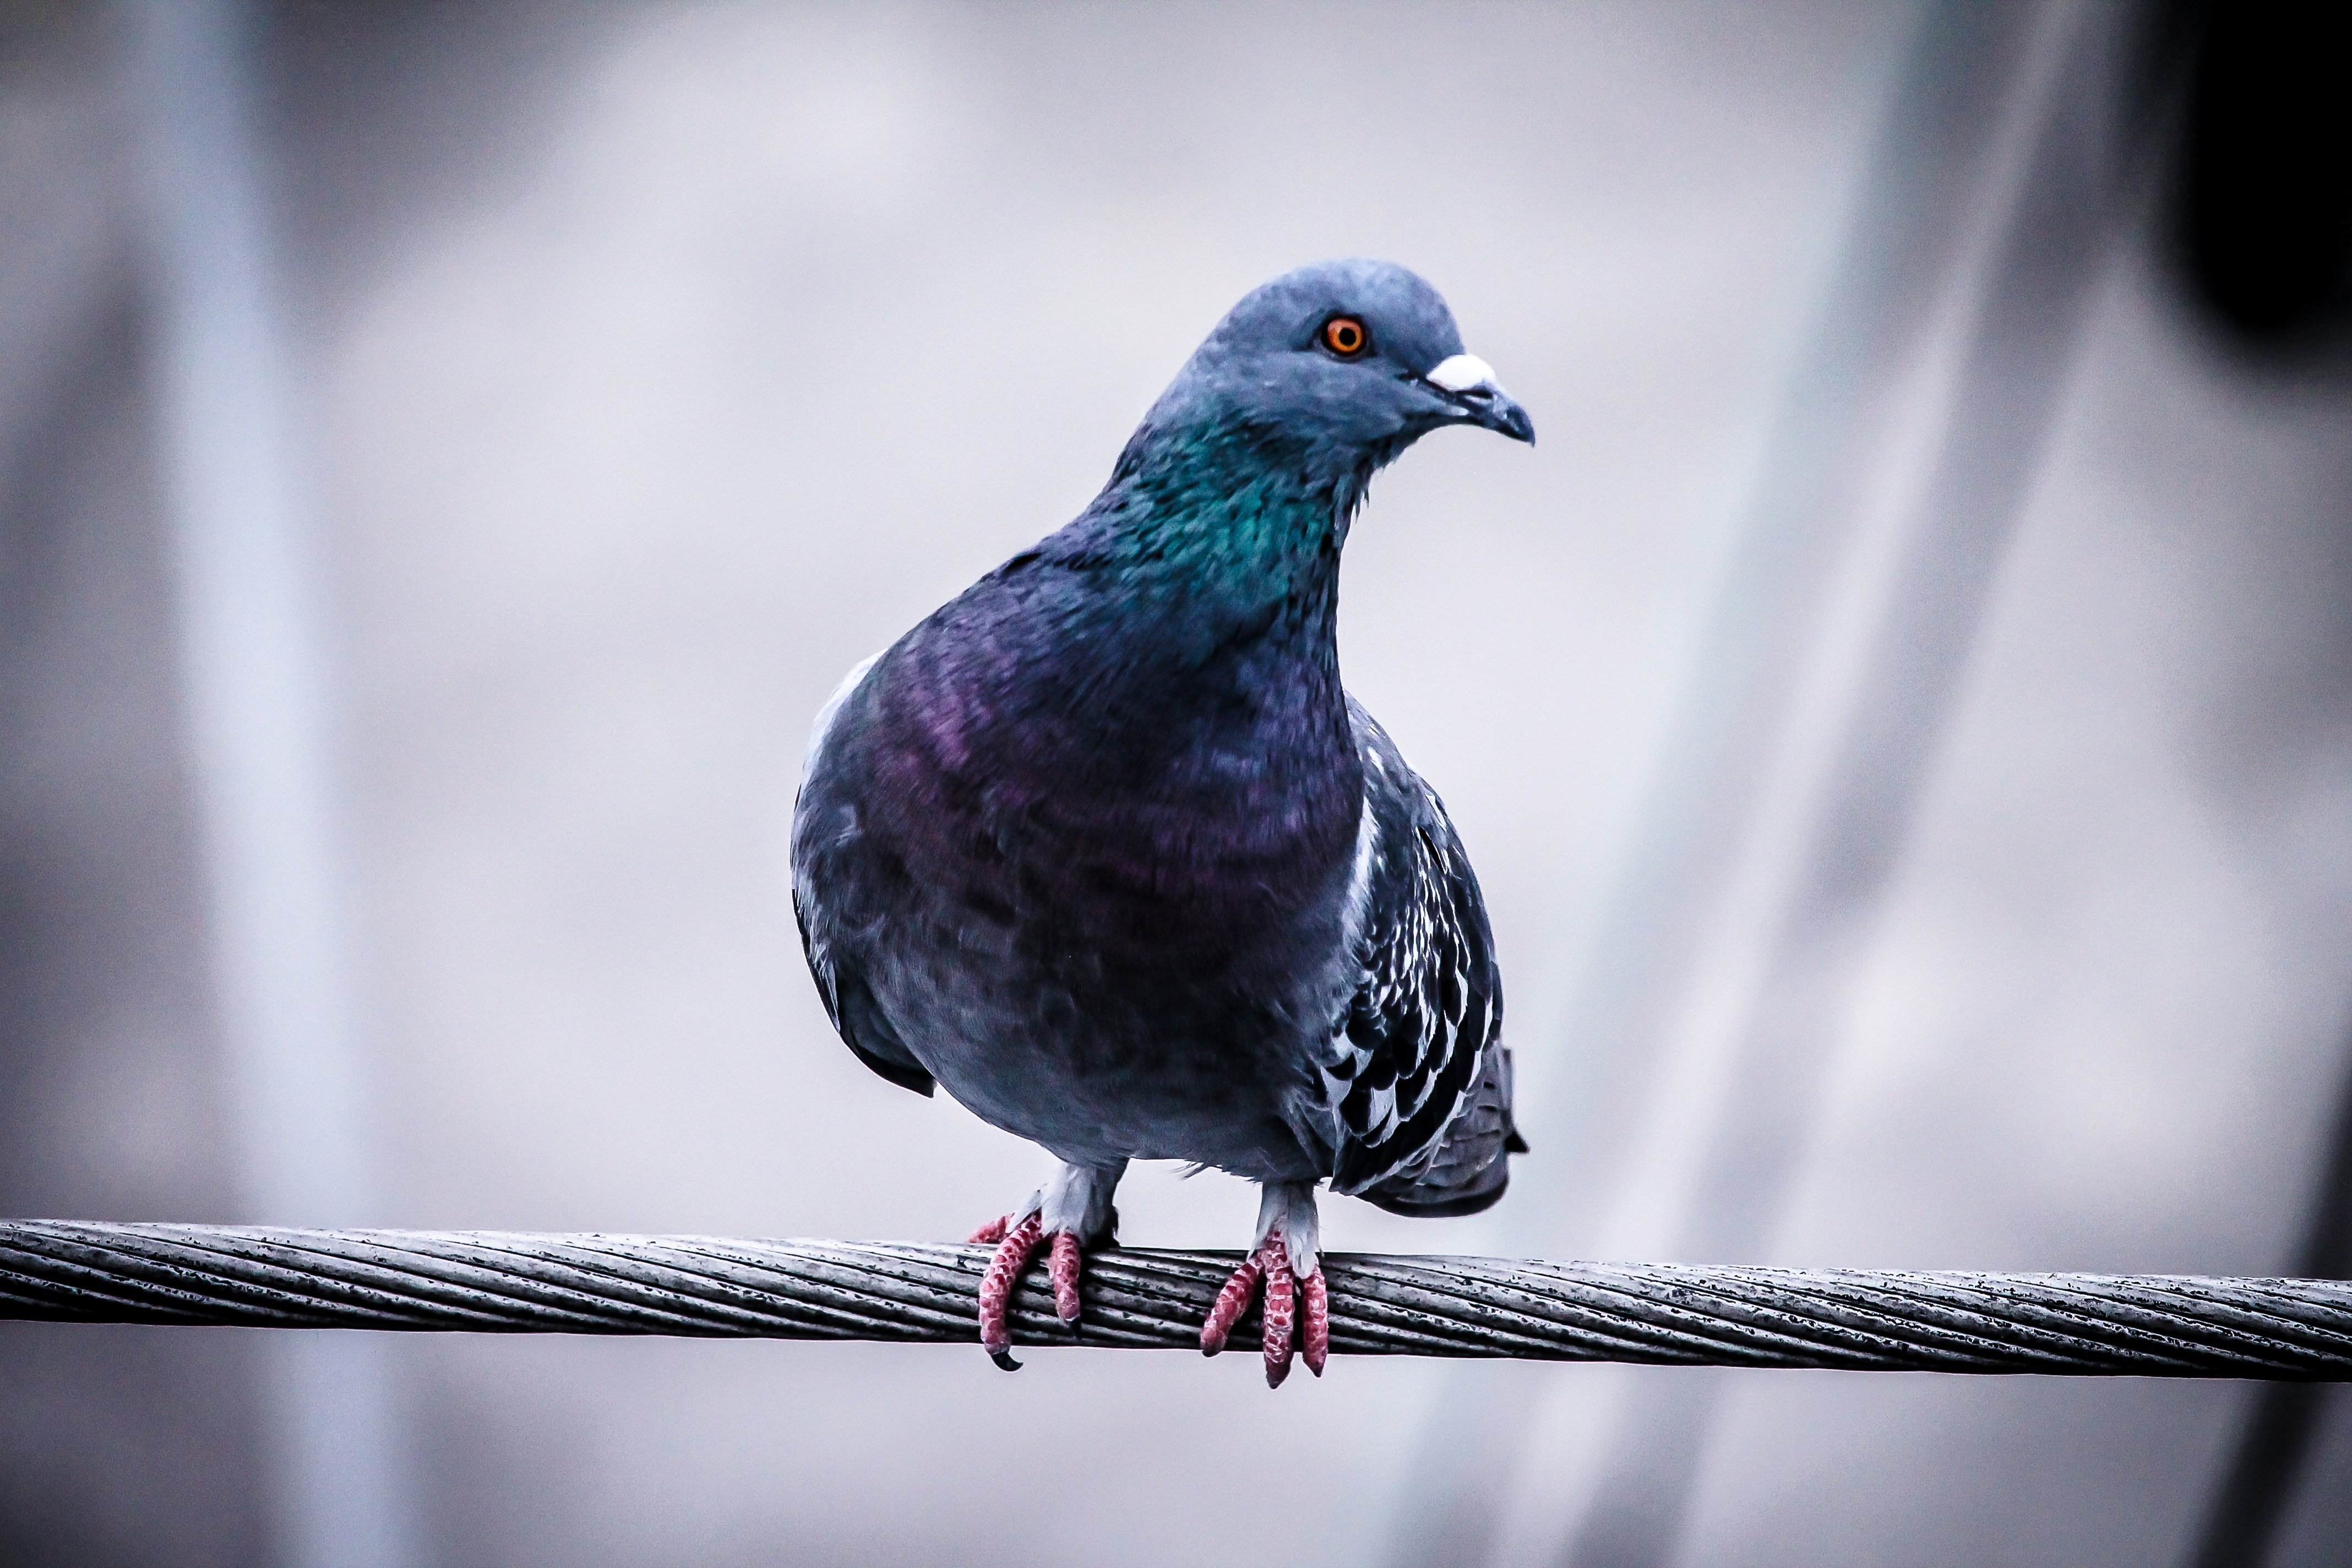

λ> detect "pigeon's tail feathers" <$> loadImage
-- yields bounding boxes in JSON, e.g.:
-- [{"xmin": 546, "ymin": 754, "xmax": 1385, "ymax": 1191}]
[
  {"xmin": 1356, "ymin": 1043, "xmax": 1518, "ymax": 1218},
  {"xmin": 1362, "ymin": 1150, "xmax": 1509, "ymax": 1218}
]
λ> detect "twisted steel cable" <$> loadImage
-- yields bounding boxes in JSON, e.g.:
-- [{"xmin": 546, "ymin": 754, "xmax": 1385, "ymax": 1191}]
[{"xmin": 4, "ymin": 1221, "xmax": 2350, "ymax": 1377}]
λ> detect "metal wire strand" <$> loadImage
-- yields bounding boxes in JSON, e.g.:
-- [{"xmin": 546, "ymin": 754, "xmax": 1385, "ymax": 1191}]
[{"xmin": 4, "ymin": 1222, "xmax": 2350, "ymax": 1377}]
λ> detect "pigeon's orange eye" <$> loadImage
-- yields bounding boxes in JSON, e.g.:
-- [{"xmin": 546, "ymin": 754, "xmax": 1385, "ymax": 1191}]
[{"xmin": 1320, "ymin": 315, "xmax": 1371, "ymax": 358}]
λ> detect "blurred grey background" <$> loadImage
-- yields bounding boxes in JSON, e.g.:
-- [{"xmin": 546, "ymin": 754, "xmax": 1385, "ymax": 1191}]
[{"xmin": 5, "ymin": 1, "xmax": 2351, "ymax": 1565}]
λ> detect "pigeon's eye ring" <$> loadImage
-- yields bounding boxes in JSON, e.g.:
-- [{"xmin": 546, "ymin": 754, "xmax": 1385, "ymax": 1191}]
[{"xmin": 1320, "ymin": 315, "xmax": 1371, "ymax": 359}]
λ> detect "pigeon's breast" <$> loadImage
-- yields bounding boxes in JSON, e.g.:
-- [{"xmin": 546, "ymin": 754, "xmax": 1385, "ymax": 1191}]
[{"xmin": 819, "ymin": 590, "xmax": 1364, "ymax": 1174}]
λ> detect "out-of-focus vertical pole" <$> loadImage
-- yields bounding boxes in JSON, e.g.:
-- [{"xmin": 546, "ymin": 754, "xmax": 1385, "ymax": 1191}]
[
  {"xmin": 123, "ymin": 3, "xmax": 418, "ymax": 1566},
  {"xmin": 1385, "ymin": 3, "xmax": 2158, "ymax": 1564},
  {"xmin": 1550, "ymin": 4, "xmax": 2153, "ymax": 1565},
  {"xmin": 1550, "ymin": 4, "xmax": 2148, "ymax": 1563}
]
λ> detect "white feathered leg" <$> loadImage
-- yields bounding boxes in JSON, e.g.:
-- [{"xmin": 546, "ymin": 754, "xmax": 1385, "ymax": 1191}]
[
  {"xmin": 1199, "ymin": 1180, "xmax": 1328, "ymax": 1387},
  {"xmin": 970, "ymin": 1158, "xmax": 1125, "ymax": 1370}
]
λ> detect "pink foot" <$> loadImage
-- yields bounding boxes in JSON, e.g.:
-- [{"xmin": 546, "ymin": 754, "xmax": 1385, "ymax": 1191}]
[
  {"xmin": 1200, "ymin": 1227, "xmax": 1330, "ymax": 1387},
  {"xmin": 968, "ymin": 1210, "xmax": 1091, "ymax": 1371}
]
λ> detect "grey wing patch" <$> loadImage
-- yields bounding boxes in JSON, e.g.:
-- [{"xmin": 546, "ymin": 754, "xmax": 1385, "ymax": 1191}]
[
  {"xmin": 1321, "ymin": 700, "xmax": 1518, "ymax": 1213},
  {"xmin": 792, "ymin": 651, "xmax": 935, "ymax": 1098},
  {"xmin": 793, "ymin": 889, "xmax": 934, "ymax": 1098}
]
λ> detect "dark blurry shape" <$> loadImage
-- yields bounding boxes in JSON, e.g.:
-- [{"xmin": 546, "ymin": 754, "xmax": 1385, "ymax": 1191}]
[
  {"xmin": 2173, "ymin": 0, "xmax": 2352, "ymax": 343},
  {"xmin": 2186, "ymin": 1020, "xmax": 2352, "ymax": 1568},
  {"xmin": 2171, "ymin": 7, "xmax": 2352, "ymax": 1562}
]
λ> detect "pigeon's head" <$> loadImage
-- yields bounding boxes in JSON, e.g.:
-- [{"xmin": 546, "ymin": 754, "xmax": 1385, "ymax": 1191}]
[{"xmin": 1136, "ymin": 259, "xmax": 1534, "ymax": 492}]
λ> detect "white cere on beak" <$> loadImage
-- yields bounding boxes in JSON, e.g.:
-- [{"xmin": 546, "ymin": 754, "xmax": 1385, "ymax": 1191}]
[{"xmin": 1425, "ymin": 353, "xmax": 1496, "ymax": 393}]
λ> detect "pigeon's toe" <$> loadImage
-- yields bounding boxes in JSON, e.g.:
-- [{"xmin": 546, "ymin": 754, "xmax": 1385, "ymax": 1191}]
[
  {"xmin": 976, "ymin": 1211, "xmax": 1044, "ymax": 1369},
  {"xmin": 1199, "ymin": 1182, "xmax": 1326, "ymax": 1388},
  {"xmin": 1200, "ymin": 1228, "xmax": 1327, "ymax": 1387},
  {"xmin": 970, "ymin": 1161, "xmax": 1125, "ymax": 1370},
  {"xmin": 1049, "ymin": 1229, "xmax": 1084, "ymax": 1324}
]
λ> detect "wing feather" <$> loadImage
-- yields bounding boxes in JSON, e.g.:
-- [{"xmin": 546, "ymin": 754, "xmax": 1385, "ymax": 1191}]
[
  {"xmin": 791, "ymin": 652, "xmax": 937, "ymax": 1098},
  {"xmin": 1322, "ymin": 700, "xmax": 1517, "ymax": 1213}
]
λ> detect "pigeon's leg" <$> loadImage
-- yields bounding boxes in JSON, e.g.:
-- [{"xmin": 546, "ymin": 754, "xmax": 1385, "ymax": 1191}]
[
  {"xmin": 968, "ymin": 1158, "xmax": 1125, "ymax": 1371},
  {"xmin": 1200, "ymin": 1180, "xmax": 1327, "ymax": 1388}
]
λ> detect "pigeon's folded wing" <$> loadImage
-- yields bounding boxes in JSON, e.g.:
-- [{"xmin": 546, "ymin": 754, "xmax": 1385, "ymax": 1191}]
[
  {"xmin": 792, "ymin": 652, "xmax": 937, "ymax": 1098},
  {"xmin": 1322, "ymin": 700, "xmax": 1519, "ymax": 1214}
]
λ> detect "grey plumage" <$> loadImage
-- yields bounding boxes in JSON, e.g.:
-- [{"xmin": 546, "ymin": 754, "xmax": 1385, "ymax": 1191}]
[{"xmin": 791, "ymin": 259, "xmax": 1531, "ymax": 1311}]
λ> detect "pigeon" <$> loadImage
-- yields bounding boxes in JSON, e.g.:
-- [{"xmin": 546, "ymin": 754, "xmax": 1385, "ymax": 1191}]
[{"xmin": 791, "ymin": 259, "xmax": 1532, "ymax": 1386}]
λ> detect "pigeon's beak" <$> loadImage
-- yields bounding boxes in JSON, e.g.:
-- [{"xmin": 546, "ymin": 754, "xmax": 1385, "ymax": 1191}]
[{"xmin": 1424, "ymin": 353, "xmax": 1536, "ymax": 446}]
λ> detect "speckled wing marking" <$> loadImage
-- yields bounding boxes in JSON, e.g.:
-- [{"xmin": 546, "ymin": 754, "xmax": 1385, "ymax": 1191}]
[
  {"xmin": 792, "ymin": 651, "xmax": 937, "ymax": 1098},
  {"xmin": 1322, "ymin": 700, "xmax": 1517, "ymax": 1213}
]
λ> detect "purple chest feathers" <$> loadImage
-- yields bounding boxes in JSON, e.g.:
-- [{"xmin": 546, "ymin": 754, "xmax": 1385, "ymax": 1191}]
[{"xmin": 857, "ymin": 611, "xmax": 1365, "ymax": 988}]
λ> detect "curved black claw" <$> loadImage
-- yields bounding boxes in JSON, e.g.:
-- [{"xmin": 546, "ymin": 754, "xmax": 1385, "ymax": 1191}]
[{"xmin": 990, "ymin": 1348, "xmax": 1022, "ymax": 1373}]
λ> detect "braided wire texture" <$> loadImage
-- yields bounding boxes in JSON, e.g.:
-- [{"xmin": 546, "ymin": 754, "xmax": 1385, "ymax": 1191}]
[{"xmin": 4, "ymin": 1222, "xmax": 2350, "ymax": 1378}]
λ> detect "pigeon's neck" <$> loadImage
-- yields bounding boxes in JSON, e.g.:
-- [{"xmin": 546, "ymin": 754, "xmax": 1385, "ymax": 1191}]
[{"xmin": 1071, "ymin": 421, "xmax": 1364, "ymax": 624}]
